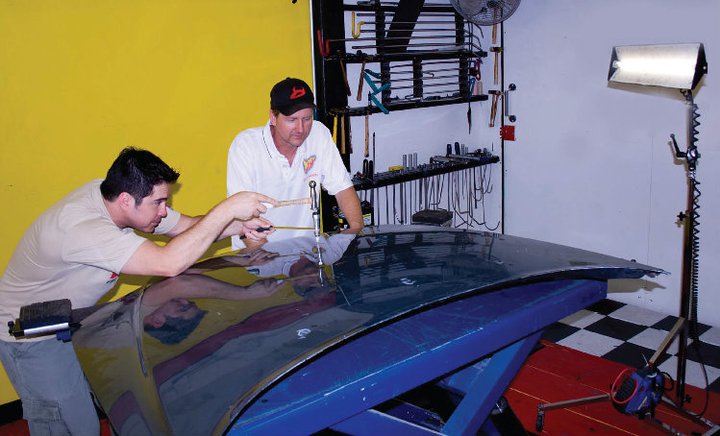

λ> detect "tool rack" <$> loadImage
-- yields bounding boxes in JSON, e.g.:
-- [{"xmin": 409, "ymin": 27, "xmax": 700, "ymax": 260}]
[
  {"xmin": 312, "ymin": 0, "xmax": 488, "ymax": 140},
  {"xmin": 352, "ymin": 152, "xmax": 498, "ymax": 190},
  {"xmin": 312, "ymin": 0, "xmax": 496, "ymax": 232}
]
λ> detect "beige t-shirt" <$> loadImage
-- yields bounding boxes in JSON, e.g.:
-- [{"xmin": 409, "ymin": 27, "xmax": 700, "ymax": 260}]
[{"xmin": 0, "ymin": 179, "xmax": 180, "ymax": 340}]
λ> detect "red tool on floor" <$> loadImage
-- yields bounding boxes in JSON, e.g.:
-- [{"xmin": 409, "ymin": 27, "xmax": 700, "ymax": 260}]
[{"xmin": 535, "ymin": 318, "xmax": 717, "ymax": 434}]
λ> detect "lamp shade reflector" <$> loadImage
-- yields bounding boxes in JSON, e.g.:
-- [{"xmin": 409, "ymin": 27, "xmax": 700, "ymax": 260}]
[{"xmin": 608, "ymin": 43, "xmax": 707, "ymax": 90}]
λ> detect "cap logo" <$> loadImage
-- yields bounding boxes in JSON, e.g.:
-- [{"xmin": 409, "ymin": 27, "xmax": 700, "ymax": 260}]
[{"xmin": 290, "ymin": 86, "xmax": 306, "ymax": 100}]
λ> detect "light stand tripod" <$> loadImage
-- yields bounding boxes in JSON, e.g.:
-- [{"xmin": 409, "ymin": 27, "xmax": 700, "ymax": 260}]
[{"xmin": 668, "ymin": 88, "xmax": 702, "ymax": 406}]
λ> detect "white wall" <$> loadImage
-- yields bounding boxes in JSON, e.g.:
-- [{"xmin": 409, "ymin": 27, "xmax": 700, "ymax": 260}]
[{"xmin": 503, "ymin": 0, "xmax": 719, "ymax": 326}]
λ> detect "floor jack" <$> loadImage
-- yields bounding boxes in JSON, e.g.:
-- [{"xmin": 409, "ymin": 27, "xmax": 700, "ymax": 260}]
[{"xmin": 535, "ymin": 318, "xmax": 718, "ymax": 435}]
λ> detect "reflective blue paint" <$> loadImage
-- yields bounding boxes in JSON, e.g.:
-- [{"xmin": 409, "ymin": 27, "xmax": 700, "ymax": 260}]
[{"xmin": 71, "ymin": 226, "xmax": 662, "ymax": 435}]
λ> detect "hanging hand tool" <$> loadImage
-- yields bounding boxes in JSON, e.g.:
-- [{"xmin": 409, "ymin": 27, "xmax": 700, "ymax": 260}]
[
  {"xmin": 391, "ymin": 59, "xmax": 479, "ymax": 70},
  {"xmin": 470, "ymin": 58, "xmax": 483, "ymax": 95},
  {"xmin": 339, "ymin": 114, "xmax": 346, "ymax": 154},
  {"xmin": 331, "ymin": 114, "xmax": 338, "ymax": 145},
  {"xmin": 356, "ymin": 60, "xmax": 367, "ymax": 101},
  {"xmin": 466, "ymin": 58, "xmax": 483, "ymax": 134},
  {"xmin": 350, "ymin": 10, "xmax": 483, "ymax": 47},
  {"xmin": 316, "ymin": 30, "xmax": 330, "ymax": 58},
  {"xmin": 338, "ymin": 55, "xmax": 352, "ymax": 96},
  {"xmin": 359, "ymin": 133, "xmax": 374, "ymax": 181},
  {"xmin": 491, "ymin": 47, "xmax": 502, "ymax": 85},
  {"xmin": 489, "ymin": 90, "xmax": 502, "ymax": 128},
  {"xmin": 364, "ymin": 108, "xmax": 370, "ymax": 158},
  {"xmin": 467, "ymin": 78, "xmax": 474, "ymax": 135},
  {"xmin": 371, "ymin": 132, "xmax": 376, "ymax": 180},
  {"xmin": 467, "ymin": 98, "xmax": 473, "ymax": 134},
  {"xmin": 362, "ymin": 158, "xmax": 375, "ymax": 180},
  {"xmin": 492, "ymin": 7, "xmax": 499, "ymax": 45},
  {"xmin": 351, "ymin": 12, "xmax": 365, "ymax": 38},
  {"xmin": 351, "ymin": 41, "xmax": 482, "ymax": 53},
  {"xmin": 374, "ymin": 72, "xmax": 466, "ymax": 85},
  {"xmin": 363, "ymin": 70, "xmax": 390, "ymax": 114},
  {"xmin": 323, "ymin": 31, "xmax": 483, "ymax": 55}
]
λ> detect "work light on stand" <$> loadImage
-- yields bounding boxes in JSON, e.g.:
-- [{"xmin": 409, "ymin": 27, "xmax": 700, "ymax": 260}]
[
  {"xmin": 608, "ymin": 42, "xmax": 707, "ymax": 407},
  {"xmin": 534, "ymin": 43, "xmax": 709, "ymax": 432}
]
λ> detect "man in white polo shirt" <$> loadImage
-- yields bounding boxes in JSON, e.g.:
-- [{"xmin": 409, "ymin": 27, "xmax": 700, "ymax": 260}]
[{"xmin": 227, "ymin": 77, "xmax": 363, "ymax": 250}]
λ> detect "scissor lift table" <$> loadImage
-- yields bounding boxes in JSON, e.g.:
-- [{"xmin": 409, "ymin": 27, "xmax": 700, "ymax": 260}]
[{"xmin": 231, "ymin": 279, "xmax": 604, "ymax": 435}]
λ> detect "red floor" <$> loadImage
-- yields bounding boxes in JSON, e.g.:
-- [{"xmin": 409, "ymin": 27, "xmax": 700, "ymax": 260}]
[
  {"xmin": 1, "ymin": 341, "xmax": 717, "ymax": 435},
  {"xmin": 506, "ymin": 340, "xmax": 720, "ymax": 435},
  {"xmin": 0, "ymin": 418, "xmax": 111, "ymax": 436}
]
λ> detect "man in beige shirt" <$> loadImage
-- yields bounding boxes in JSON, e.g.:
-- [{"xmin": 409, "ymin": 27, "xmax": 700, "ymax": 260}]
[{"xmin": 0, "ymin": 147, "xmax": 277, "ymax": 435}]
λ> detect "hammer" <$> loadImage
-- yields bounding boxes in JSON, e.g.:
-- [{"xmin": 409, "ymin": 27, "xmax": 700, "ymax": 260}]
[
  {"xmin": 491, "ymin": 7, "xmax": 499, "ymax": 44},
  {"xmin": 356, "ymin": 59, "xmax": 367, "ymax": 101},
  {"xmin": 338, "ymin": 56, "xmax": 352, "ymax": 96},
  {"xmin": 490, "ymin": 47, "xmax": 502, "ymax": 85},
  {"xmin": 489, "ymin": 90, "xmax": 502, "ymax": 128}
]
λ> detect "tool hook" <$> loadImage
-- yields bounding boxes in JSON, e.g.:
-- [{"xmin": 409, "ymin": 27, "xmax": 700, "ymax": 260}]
[
  {"xmin": 316, "ymin": 30, "xmax": 330, "ymax": 57},
  {"xmin": 351, "ymin": 12, "xmax": 365, "ymax": 39}
]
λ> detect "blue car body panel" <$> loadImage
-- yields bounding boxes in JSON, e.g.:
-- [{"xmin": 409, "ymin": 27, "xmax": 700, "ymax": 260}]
[{"xmin": 71, "ymin": 226, "xmax": 663, "ymax": 435}]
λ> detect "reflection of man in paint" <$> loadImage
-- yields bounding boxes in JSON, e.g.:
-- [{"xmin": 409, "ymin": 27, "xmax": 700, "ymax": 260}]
[
  {"xmin": 248, "ymin": 234, "xmax": 353, "ymax": 281},
  {"xmin": 143, "ymin": 299, "xmax": 207, "ymax": 345},
  {"xmin": 188, "ymin": 233, "xmax": 354, "ymax": 298},
  {"xmin": 141, "ymin": 274, "xmax": 285, "ymax": 344}
]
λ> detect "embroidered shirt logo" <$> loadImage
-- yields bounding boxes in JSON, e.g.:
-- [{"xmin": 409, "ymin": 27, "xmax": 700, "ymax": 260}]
[
  {"xmin": 303, "ymin": 155, "xmax": 316, "ymax": 174},
  {"xmin": 106, "ymin": 272, "xmax": 119, "ymax": 284},
  {"xmin": 290, "ymin": 86, "xmax": 306, "ymax": 100}
]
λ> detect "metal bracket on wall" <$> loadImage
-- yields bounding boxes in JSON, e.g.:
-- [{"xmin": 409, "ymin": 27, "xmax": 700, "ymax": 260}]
[{"xmin": 504, "ymin": 83, "xmax": 516, "ymax": 122}]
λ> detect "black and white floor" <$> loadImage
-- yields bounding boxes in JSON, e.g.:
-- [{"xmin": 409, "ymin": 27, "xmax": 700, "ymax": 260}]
[{"xmin": 542, "ymin": 299, "xmax": 720, "ymax": 394}]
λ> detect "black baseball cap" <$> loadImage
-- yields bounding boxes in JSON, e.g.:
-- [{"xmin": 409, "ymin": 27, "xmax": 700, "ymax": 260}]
[{"xmin": 270, "ymin": 77, "xmax": 316, "ymax": 116}]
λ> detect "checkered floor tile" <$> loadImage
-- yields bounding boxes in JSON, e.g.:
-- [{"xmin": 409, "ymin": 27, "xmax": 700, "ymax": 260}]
[{"xmin": 542, "ymin": 299, "xmax": 720, "ymax": 394}]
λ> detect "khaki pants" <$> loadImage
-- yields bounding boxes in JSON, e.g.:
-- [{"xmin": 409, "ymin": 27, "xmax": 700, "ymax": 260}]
[{"xmin": 0, "ymin": 338, "xmax": 100, "ymax": 436}]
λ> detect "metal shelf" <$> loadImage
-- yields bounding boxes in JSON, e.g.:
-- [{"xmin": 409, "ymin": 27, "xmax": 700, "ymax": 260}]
[{"xmin": 352, "ymin": 154, "xmax": 499, "ymax": 191}]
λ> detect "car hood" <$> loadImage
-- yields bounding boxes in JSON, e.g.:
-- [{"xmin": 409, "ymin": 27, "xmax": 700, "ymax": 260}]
[{"xmin": 71, "ymin": 226, "xmax": 664, "ymax": 435}]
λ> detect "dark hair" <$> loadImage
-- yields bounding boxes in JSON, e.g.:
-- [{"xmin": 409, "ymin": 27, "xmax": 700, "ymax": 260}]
[
  {"xmin": 100, "ymin": 147, "xmax": 180, "ymax": 203},
  {"xmin": 144, "ymin": 308, "xmax": 207, "ymax": 345}
]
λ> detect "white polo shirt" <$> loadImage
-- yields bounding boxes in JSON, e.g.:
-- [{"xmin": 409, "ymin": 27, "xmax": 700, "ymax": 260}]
[{"xmin": 227, "ymin": 121, "xmax": 352, "ymax": 249}]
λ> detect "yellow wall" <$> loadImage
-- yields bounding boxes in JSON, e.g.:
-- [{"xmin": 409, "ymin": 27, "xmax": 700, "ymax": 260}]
[{"xmin": 0, "ymin": 0, "xmax": 311, "ymax": 405}]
